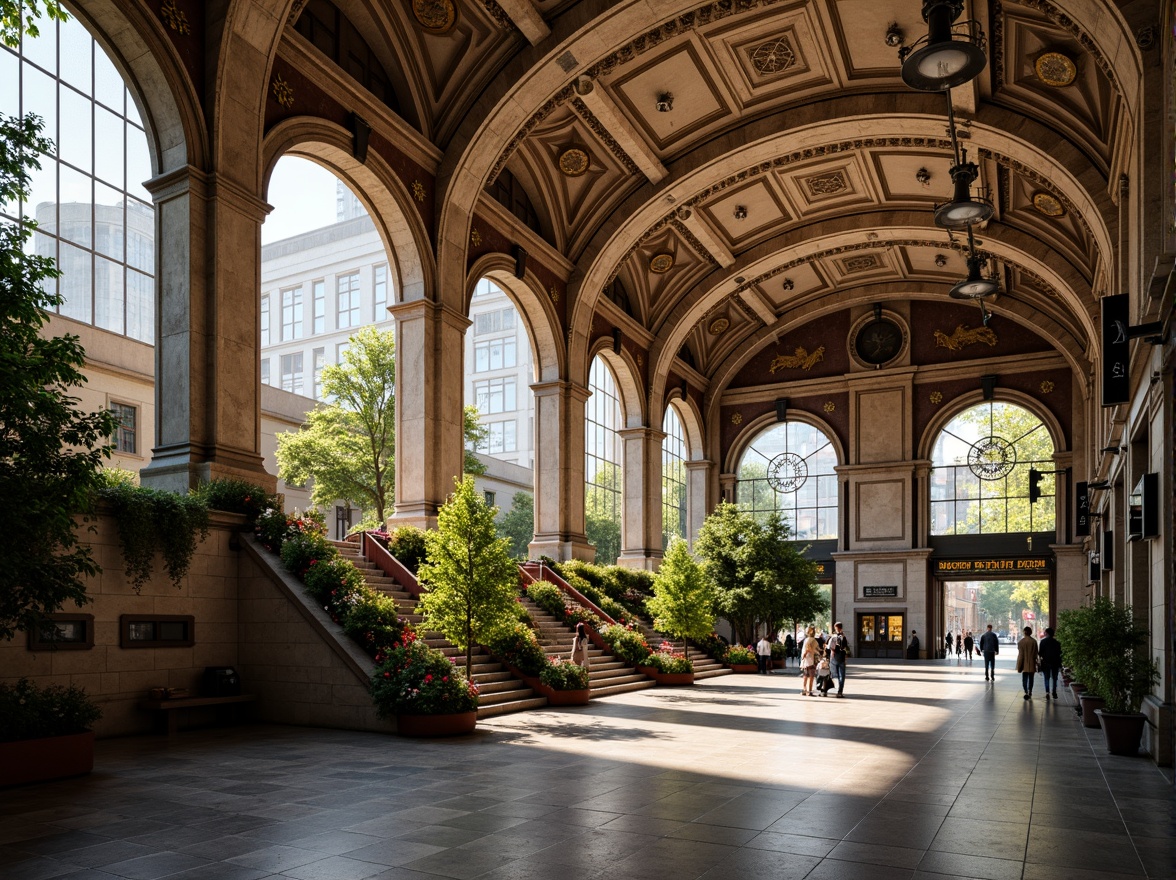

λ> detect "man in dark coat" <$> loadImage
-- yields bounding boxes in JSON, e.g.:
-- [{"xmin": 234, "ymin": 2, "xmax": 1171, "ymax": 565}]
[
  {"xmin": 1038, "ymin": 626, "xmax": 1062, "ymax": 700},
  {"xmin": 978, "ymin": 624, "xmax": 1000, "ymax": 682}
]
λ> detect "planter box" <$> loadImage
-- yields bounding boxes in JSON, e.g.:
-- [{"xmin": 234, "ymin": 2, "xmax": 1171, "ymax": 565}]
[
  {"xmin": 517, "ymin": 672, "xmax": 590, "ymax": 705},
  {"xmin": 395, "ymin": 711, "xmax": 477, "ymax": 738},
  {"xmin": 726, "ymin": 663, "xmax": 758, "ymax": 673},
  {"xmin": 1094, "ymin": 709, "xmax": 1147, "ymax": 757},
  {"xmin": 636, "ymin": 666, "xmax": 695, "ymax": 686},
  {"xmin": 1078, "ymin": 693, "xmax": 1106, "ymax": 729},
  {"xmin": 0, "ymin": 731, "xmax": 94, "ymax": 787}
]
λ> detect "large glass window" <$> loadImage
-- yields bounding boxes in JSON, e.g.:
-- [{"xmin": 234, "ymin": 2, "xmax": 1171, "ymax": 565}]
[
  {"xmin": 662, "ymin": 405, "xmax": 687, "ymax": 547},
  {"xmin": 312, "ymin": 347, "xmax": 325, "ymax": 400},
  {"xmin": 1, "ymin": 12, "xmax": 155, "ymax": 341},
  {"xmin": 473, "ymin": 308, "xmax": 515, "ymax": 335},
  {"xmin": 260, "ymin": 294, "xmax": 271, "ymax": 345},
  {"xmin": 474, "ymin": 337, "xmax": 516, "ymax": 372},
  {"xmin": 930, "ymin": 401, "xmax": 1055, "ymax": 535},
  {"xmin": 109, "ymin": 401, "xmax": 136, "ymax": 454},
  {"xmin": 337, "ymin": 271, "xmax": 360, "ymax": 328},
  {"xmin": 373, "ymin": 264, "xmax": 387, "ymax": 320},
  {"xmin": 474, "ymin": 376, "xmax": 516, "ymax": 414},
  {"xmin": 476, "ymin": 420, "xmax": 517, "ymax": 454},
  {"xmin": 736, "ymin": 421, "xmax": 839, "ymax": 540},
  {"xmin": 585, "ymin": 357, "xmax": 623, "ymax": 564},
  {"xmin": 281, "ymin": 287, "xmax": 303, "ymax": 340},
  {"xmin": 280, "ymin": 352, "xmax": 304, "ymax": 395},
  {"xmin": 312, "ymin": 280, "xmax": 325, "ymax": 334}
]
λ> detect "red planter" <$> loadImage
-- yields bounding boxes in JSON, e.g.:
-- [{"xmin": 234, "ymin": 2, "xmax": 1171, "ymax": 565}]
[
  {"xmin": 726, "ymin": 663, "xmax": 758, "ymax": 673},
  {"xmin": 395, "ymin": 711, "xmax": 477, "ymax": 737},
  {"xmin": 512, "ymin": 670, "xmax": 590, "ymax": 705},
  {"xmin": 1079, "ymin": 693, "xmax": 1106, "ymax": 729},
  {"xmin": 636, "ymin": 666, "xmax": 695, "ymax": 686},
  {"xmin": 1094, "ymin": 709, "xmax": 1147, "ymax": 756},
  {"xmin": 0, "ymin": 731, "xmax": 94, "ymax": 787}
]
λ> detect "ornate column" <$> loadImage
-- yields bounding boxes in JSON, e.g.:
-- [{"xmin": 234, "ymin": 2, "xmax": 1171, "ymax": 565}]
[
  {"xmin": 139, "ymin": 167, "xmax": 275, "ymax": 493},
  {"xmin": 684, "ymin": 459, "xmax": 713, "ymax": 547},
  {"xmin": 617, "ymin": 426, "xmax": 665, "ymax": 570},
  {"xmin": 387, "ymin": 299, "xmax": 468, "ymax": 529},
  {"xmin": 528, "ymin": 380, "xmax": 594, "ymax": 561}
]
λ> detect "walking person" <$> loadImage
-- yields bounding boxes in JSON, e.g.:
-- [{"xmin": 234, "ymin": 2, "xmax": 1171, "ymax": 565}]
[
  {"xmin": 945, "ymin": 631, "xmax": 953, "ymax": 660},
  {"xmin": 1038, "ymin": 626, "xmax": 1062, "ymax": 699},
  {"xmin": 827, "ymin": 621, "xmax": 849, "ymax": 697},
  {"xmin": 906, "ymin": 629, "xmax": 920, "ymax": 659},
  {"xmin": 570, "ymin": 622, "xmax": 591, "ymax": 671},
  {"xmin": 756, "ymin": 633, "xmax": 772, "ymax": 675},
  {"xmin": 799, "ymin": 626, "xmax": 820, "ymax": 696},
  {"xmin": 784, "ymin": 632, "xmax": 795, "ymax": 666},
  {"xmin": 955, "ymin": 633, "xmax": 962, "ymax": 657},
  {"xmin": 979, "ymin": 624, "xmax": 999, "ymax": 681},
  {"xmin": 1016, "ymin": 625, "xmax": 1039, "ymax": 699},
  {"xmin": 963, "ymin": 631, "xmax": 974, "ymax": 662}
]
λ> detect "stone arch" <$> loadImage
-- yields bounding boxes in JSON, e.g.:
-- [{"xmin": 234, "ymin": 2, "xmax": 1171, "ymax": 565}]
[
  {"xmin": 586, "ymin": 340, "xmax": 647, "ymax": 429},
  {"xmin": 261, "ymin": 117, "xmax": 435, "ymax": 304},
  {"xmin": 917, "ymin": 391, "xmax": 1069, "ymax": 463},
  {"xmin": 466, "ymin": 255, "xmax": 565, "ymax": 383},
  {"xmin": 663, "ymin": 392, "xmax": 705, "ymax": 462},
  {"xmin": 724, "ymin": 410, "xmax": 846, "ymax": 476}
]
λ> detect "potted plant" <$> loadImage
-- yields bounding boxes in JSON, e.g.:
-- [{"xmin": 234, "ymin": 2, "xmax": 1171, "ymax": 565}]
[
  {"xmin": 771, "ymin": 641, "xmax": 788, "ymax": 669},
  {"xmin": 724, "ymin": 644, "xmax": 759, "ymax": 672},
  {"xmin": 487, "ymin": 623, "xmax": 589, "ymax": 705},
  {"xmin": 1, "ymin": 679, "xmax": 102, "ymax": 786},
  {"xmin": 539, "ymin": 657, "xmax": 591, "ymax": 703},
  {"xmin": 637, "ymin": 646, "xmax": 695, "ymax": 685},
  {"xmin": 370, "ymin": 633, "xmax": 479, "ymax": 736}
]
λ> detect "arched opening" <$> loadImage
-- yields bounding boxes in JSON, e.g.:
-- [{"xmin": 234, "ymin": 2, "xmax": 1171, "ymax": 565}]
[
  {"xmin": 661, "ymin": 404, "xmax": 687, "ymax": 548},
  {"xmin": 585, "ymin": 355, "xmax": 623, "ymax": 564},
  {"xmin": 261, "ymin": 154, "xmax": 397, "ymax": 532},
  {"xmin": 734, "ymin": 420, "xmax": 839, "ymax": 541}
]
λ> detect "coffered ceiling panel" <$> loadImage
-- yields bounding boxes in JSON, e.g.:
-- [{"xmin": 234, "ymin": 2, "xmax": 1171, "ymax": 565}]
[
  {"xmin": 760, "ymin": 260, "xmax": 830, "ymax": 308},
  {"xmin": 621, "ymin": 225, "xmax": 717, "ymax": 329},
  {"xmin": 825, "ymin": 0, "xmax": 925, "ymax": 81},
  {"xmin": 778, "ymin": 155, "xmax": 876, "ymax": 215},
  {"xmin": 872, "ymin": 150, "xmax": 958, "ymax": 204},
  {"xmin": 700, "ymin": 178, "xmax": 793, "ymax": 253}
]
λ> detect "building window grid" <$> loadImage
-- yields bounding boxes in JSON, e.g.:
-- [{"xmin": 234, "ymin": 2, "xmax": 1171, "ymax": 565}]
[
  {"xmin": 312, "ymin": 280, "xmax": 325, "ymax": 333},
  {"xmin": 260, "ymin": 294, "xmax": 270, "ymax": 345},
  {"xmin": 474, "ymin": 336, "xmax": 517, "ymax": 372},
  {"xmin": 312, "ymin": 347, "xmax": 325, "ymax": 400},
  {"xmin": 337, "ymin": 272, "xmax": 360, "ymax": 328},
  {"xmin": 585, "ymin": 357, "xmax": 623, "ymax": 547},
  {"xmin": 473, "ymin": 308, "xmax": 516, "ymax": 336},
  {"xmin": 735, "ymin": 422, "xmax": 839, "ymax": 540},
  {"xmin": 661, "ymin": 406, "xmax": 687, "ymax": 548},
  {"xmin": 280, "ymin": 352, "xmax": 304, "ymax": 395},
  {"xmin": 1, "ymin": 14, "xmax": 155, "ymax": 343},
  {"xmin": 474, "ymin": 376, "xmax": 516, "ymax": 415},
  {"xmin": 476, "ymin": 420, "xmax": 517, "ymax": 454},
  {"xmin": 930, "ymin": 402, "xmax": 1056, "ymax": 535},
  {"xmin": 373, "ymin": 264, "xmax": 387, "ymax": 320},
  {"xmin": 281, "ymin": 286, "xmax": 303, "ymax": 340},
  {"xmin": 109, "ymin": 401, "xmax": 136, "ymax": 454},
  {"xmin": 260, "ymin": 357, "xmax": 270, "ymax": 387}
]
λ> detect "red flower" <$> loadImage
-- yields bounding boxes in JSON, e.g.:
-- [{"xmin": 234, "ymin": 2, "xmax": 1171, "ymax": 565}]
[
  {"xmin": 383, "ymin": 672, "xmax": 391, "ymax": 678},
  {"xmin": 424, "ymin": 674, "xmax": 433, "ymax": 683}
]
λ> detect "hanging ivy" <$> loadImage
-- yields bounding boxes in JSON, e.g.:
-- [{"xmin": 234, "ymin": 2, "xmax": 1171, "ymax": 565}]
[{"xmin": 99, "ymin": 483, "xmax": 209, "ymax": 592}]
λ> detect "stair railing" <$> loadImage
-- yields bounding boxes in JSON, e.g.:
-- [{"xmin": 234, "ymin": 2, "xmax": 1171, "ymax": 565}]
[
  {"xmin": 519, "ymin": 562, "xmax": 616, "ymax": 626},
  {"xmin": 362, "ymin": 531, "xmax": 424, "ymax": 598}
]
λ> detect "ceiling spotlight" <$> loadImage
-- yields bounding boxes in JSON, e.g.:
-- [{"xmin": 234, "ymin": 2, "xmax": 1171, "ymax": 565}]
[
  {"xmin": 934, "ymin": 159, "xmax": 993, "ymax": 228},
  {"xmin": 934, "ymin": 254, "xmax": 948, "ymax": 267},
  {"xmin": 734, "ymin": 205, "xmax": 748, "ymax": 220},
  {"xmin": 899, "ymin": 0, "xmax": 988, "ymax": 92},
  {"xmin": 655, "ymin": 92, "xmax": 674, "ymax": 113},
  {"xmin": 885, "ymin": 23, "xmax": 905, "ymax": 47},
  {"xmin": 916, "ymin": 167, "xmax": 932, "ymax": 186},
  {"xmin": 949, "ymin": 252, "xmax": 1000, "ymax": 299}
]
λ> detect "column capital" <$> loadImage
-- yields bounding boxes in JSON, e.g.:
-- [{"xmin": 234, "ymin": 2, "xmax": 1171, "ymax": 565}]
[
  {"xmin": 530, "ymin": 379, "xmax": 591, "ymax": 403},
  {"xmin": 685, "ymin": 459, "xmax": 714, "ymax": 472},
  {"xmin": 386, "ymin": 298, "xmax": 472, "ymax": 332},
  {"xmin": 618, "ymin": 426, "xmax": 666, "ymax": 443}
]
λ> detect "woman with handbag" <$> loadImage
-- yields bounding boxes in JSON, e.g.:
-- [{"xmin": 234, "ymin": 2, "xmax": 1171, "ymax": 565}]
[
  {"xmin": 799, "ymin": 626, "xmax": 820, "ymax": 696},
  {"xmin": 570, "ymin": 622, "xmax": 590, "ymax": 670}
]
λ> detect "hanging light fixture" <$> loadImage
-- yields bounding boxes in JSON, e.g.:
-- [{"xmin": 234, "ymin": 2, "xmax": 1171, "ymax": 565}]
[
  {"xmin": 935, "ymin": 156, "xmax": 993, "ymax": 228},
  {"xmin": 949, "ymin": 226, "xmax": 1000, "ymax": 299},
  {"xmin": 899, "ymin": 0, "xmax": 988, "ymax": 91}
]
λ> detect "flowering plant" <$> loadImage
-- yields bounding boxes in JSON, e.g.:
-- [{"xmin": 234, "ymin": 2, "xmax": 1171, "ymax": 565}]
[
  {"xmin": 486, "ymin": 622, "xmax": 548, "ymax": 676},
  {"xmin": 697, "ymin": 632, "xmax": 728, "ymax": 660},
  {"xmin": 724, "ymin": 645, "xmax": 757, "ymax": 665},
  {"xmin": 643, "ymin": 650, "xmax": 693, "ymax": 674},
  {"xmin": 525, "ymin": 581, "xmax": 567, "ymax": 617},
  {"xmin": 0, "ymin": 679, "xmax": 102, "ymax": 743},
  {"xmin": 770, "ymin": 641, "xmax": 787, "ymax": 660},
  {"xmin": 342, "ymin": 592, "xmax": 405, "ymax": 657},
  {"xmin": 541, "ymin": 657, "xmax": 590, "ymax": 690},
  {"xmin": 563, "ymin": 605, "xmax": 603, "ymax": 629},
  {"xmin": 600, "ymin": 624, "xmax": 652, "ymax": 666},
  {"xmin": 370, "ymin": 637, "xmax": 478, "ymax": 716}
]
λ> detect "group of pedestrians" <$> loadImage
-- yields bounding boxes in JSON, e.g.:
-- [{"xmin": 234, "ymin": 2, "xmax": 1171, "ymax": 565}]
[
  {"xmin": 943, "ymin": 630, "xmax": 977, "ymax": 660},
  {"xmin": 797, "ymin": 621, "xmax": 848, "ymax": 697},
  {"xmin": 1014, "ymin": 624, "xmax": 1062, "ymax": 700}
]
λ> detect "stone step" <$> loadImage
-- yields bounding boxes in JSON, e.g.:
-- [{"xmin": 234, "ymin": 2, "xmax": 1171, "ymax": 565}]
[
  {"xmin": 478, "ymin": 687, "xmax": 536, "ymax": 707},
  {"xmin": 590, "ymin": 679, "xmax": 658, "ymax": 698},
  {"xmin": 477, "ymin": 678, "xmax": 531, "ymax": 695},
  {"xmin": 695, "ymin": 668, "xmax": 734, "ymax": 680},
  {"xmin": 477, "ymin": 696, "xmax": 548, "ymax": 719}
]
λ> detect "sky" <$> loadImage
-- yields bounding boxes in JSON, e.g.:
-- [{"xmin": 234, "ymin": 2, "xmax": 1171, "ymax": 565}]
[{"xmin": 262, "ymin": 156, "xmax": 340, "ymax": 245}]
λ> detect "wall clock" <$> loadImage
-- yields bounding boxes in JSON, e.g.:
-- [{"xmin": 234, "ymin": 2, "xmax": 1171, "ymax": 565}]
[{"xmin": 854, "ymin": 318, "xmax": 903, "ymax": 365}]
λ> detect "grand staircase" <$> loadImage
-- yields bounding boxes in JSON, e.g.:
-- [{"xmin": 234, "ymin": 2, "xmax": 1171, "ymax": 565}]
[
  {"xmin": 630, "ymin": 621, "xmax": 732, "ymax": 681},
  {"xmin": 331, "ymin": 541, "xmax": 548, "ymax": 719}
]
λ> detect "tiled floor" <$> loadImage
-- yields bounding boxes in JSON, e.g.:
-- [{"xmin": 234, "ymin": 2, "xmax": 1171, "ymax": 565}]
[{"xmin": 2, "ymin": 655, "xmax": 1173, "ymax": 880}]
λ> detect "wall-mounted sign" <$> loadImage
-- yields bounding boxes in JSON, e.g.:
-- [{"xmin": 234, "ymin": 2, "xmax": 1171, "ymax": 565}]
[
  {"xmin": 934, "ymin": 557, "xmax": 1052, "ymax": 576},
  {"xmin": 1075, "ymin": 481, "xmax": 1090, "ymax": 537},
  {"xmin": 863, "ymin": 585, "xmax": 898, "ymax": 597},
  {"xmin": 811, "ymin": 560, "xmax": 834, "ymax": 579},
  {"xmin": 1101, "ymin": 294, "xmax": 1130, "ymax": 406}
]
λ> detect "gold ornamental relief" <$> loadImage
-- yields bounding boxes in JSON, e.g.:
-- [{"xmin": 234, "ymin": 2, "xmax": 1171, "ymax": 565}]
[
  {"xmin": 1040, "ymin": 380, "xmax": 1055, "ymax": 394},
  {"xmin": 929, "ymin": 391, "xmax": 943, "ymax": 404},
  {"xmin": 271, "ymin": 74, "xmax": 294, "ymax": 109},
  {"xmin": 1035, "ymin": 52, "xmax": 1077, "ymax": 87},
  {"xmin": 708, "ymin": 317, "xmax": 730, "ymax": 335},
  {"xmin": 649, "ymin": 252, "xmax": 675, "ymax": 274},
  {"xmin": 411, "ymin": 181, "xmax": 426, "ymax": 203},
  {"xmin": 730, "ymin": 412, "xmax": 743, "ymax": 425},
  {"xmin": 557, "ymin": 147, "xmax": 591, "ymax": 177},
  {"xmin": 1032, "ymin": 192, "xmax": 1064, "ymax": 217},
  {"xmin": 769, "ymin": 345, "xmax": 825, "ymax": 373},
  {"xmin": 160, "ymin": 0, "xmax": 191, "ymax": 34},
  {"xmin": 823, "ymin": 401, "xmax": 836, "ymax": 414},
  {"xmin": 933, "ymin": 324, "xmax": 998, "ymax": 352},
  {"xmin": 413, "ymin": 0, "xmax": 457, "ymax": 33}
]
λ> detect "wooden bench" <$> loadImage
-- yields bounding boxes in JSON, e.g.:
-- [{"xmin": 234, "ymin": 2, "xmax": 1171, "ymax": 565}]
[{"xmin": 138, "ymin": 694, "xmax": 257, "ymax": 736}]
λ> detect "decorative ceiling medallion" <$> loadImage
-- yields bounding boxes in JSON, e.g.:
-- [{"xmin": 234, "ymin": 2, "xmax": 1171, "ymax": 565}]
[
  {"xmin": 270, "ymin": 74, "xmax": 294, "ymax": 109},
  {"xmin": 160, "ymin": 0, "xmax": 190, "ymax": 35},
  {"xmin": 823, "ymin": 401, "xmax": 836, "ymax": 414},
  {"xmin": 649, "ymin": 252, "xmax": 675, "ymax": 274},
  {"xmin": 730, "ymin": 412, "xmax": 743, "ymax": 425},
  {"xmin": 1034, "ymin": 52, "xmax": 1077, "ymax": 87},
  {"xmin": 767, "ymin": 452, "xmax": 808, "ymax": 493},
  {"xmin": 412, "ymin": 0, "xmax": 457, "ymax": 33},
  {"xmin": 769, "ymin": 345, "xmax": 825, "ymax": 373},
  {"xmin": 805, "ymin": 172, "xmax": 847, "ymax": 197},
  {"xmin": 748, "ymin": 36, "xmax": 796, "ymax": 75},
  {"xmin": 934, "ymin": 254, "xmax": 948, "ymax": 267},
  {"xmin": 842, "ymin": 254, "xmax": 880, "ymax": 273},
  {"xmin": 781, "ymin": 278, "xmax": 794, "ymax": 291},
  {"xmin": 1040, "ymin": 380, "xmax": 1055, "ymax": 394},
  {"xmin": 708, "ymin": 317, "xmax": 730, "ymax": 335},
  {"xmin": 1032, "ymin": 192, "xmax": 1065, "ymax": 217},
  {"xmin": 968, "ymin": 436, "xmax": 1017, "ymax": 480},
  {"xmin": 853, "ymin": 318, "xmax": 904, "ymax": 366},
  {"xmin": 557, "ymin": 146, "xmax": 591, "ymax": 177},
  {"xmin": 929, "ymin": 391, "xmax": 943, "ymax": 404},
  {"xmin": 933, "ymin": 323, "xmax": 998, "ymax": 351}
]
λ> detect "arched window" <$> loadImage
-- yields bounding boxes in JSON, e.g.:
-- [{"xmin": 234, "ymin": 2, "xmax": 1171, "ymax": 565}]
[
  {"xmin": 930, "ymin": 401, "xmax": 1055, "ymax": 535},
  {"xmin": 736, "ymin": 421, "xmax": 838, "ymax": 540},
  {"xmin": 1, "ymin": 12, "xmax": 155, "ymax": 341},
  {"xmin": 585, "ymin": 356, "xmax": 622, "ymax": 564},
  {"xmin": 661, "ymin": 405, "xmax": 687, "ymax": 547}
]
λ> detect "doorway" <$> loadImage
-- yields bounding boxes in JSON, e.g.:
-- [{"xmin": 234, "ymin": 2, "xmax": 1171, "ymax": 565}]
[
  {"xmin": 938, "ymin": 578, "xmax": 1050, "ymax": 657},
  {"xmin": 857, "ymin": 613, "xmax": 905, "ymax": 658}
]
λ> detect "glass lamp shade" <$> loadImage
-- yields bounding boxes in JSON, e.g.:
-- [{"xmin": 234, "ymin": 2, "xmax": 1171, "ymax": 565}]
[
  {"xmin": 949, "ymin": 256, "xmax": 999, "ymax": 299},
  {"xmin": 934, "ymin": 162, "xmax": 993, "ymax": 229},
  {"xmin": 900, "ymin": 0, "xmax": 987, "ymax": 92}
]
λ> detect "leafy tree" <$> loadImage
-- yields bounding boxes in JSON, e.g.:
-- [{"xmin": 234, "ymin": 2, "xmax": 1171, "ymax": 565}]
[
  {"xmin": 462, "ymin": 404, "xmax": 487, "ymax": 476},
  {"xmin": 1011, "ymin": 580, "xmax": 1049, "ymax": 621},
  {"xmin": 496, "ymin": 491, "xmax": 534, "ymax": 559},
  {"xmin": 0, "ymin": 0, "xmax": 66, "ymax": 48},
  {"xmin": 647, "ymin": 537, "xmax": 715, "ymax": 660},
  {"xmin": 585, "ymin": 460, "xmax": 621, "ymax": 564},
  {"xmin": 977, "ymin": 580, "xmax": 1017, "ymax": 628},
  {"xmin": 751, "ymin": 513, "xmax": 823, "ymax": 637},
  {"xmin": 417, "ymin": 476, "xmax": 520, "ymax": 675},
  {"xmin": 0, "ymin": 112, "xmax": 117, "ymax": 640}
]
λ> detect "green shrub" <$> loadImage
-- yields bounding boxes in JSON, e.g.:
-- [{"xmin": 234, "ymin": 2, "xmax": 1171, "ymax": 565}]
[
  {"xmin": 541, "ymin": 658, "xmax": 590, "ymax": 690},
  {"xmin": 195, "ymin": 479, "xmax": 277, "ymax": 523},
  {"xmin": 1057, "ymin": 598, "xmax": 1159, "ymax": 713},
  {"xmin": 370, "ymin": 633, "xmax": 478, "ymax": 716},
  {"xmin": 600, "ymin": 624, "xmax": 651, "ymax": 666},
  {"xmin": 387, "ymin": 525, "xmax": 428, "ymax": 574},
  {"xmin": 99, "ymin": 483, "xmax": 210, "ymax": 592},
  {"xmin": 697, "ymin": 632, "xmax": 728, "ymax": 660},
  {"xmin": 562, "ymin": 605, "xmax": 603, "ymax": 629},
  {"xmin": 563, "ymin": 570, "xmax": 604, "ymax": 605},
  {"xmin": 724, "ymin": 645, "xmax": 756, "ymax": 665},
  {"xmin": 643, "ymin": 651, "xmax": 693, "ymax": 674},
  {"xmin": 304, "ymin": 557, "xmax": 365, "ymax": 622},
  {"xmin": 279, "ymin": 527, "xmax": 336, "ymax": 578},
  {"xmin": 487, "ymin": 622, "xmax": 548, "ymax": 676},
  {"xmin": 0, "ymin": 678, "xmax": 102, "ymax": 742},
  {"xmin": 526, "ymin": 581, "xmax": 567, "ymax": 617},
  {"xmin": 254, "ymin": 508, "xmax": 292, "ymax": 552},
  {"xmin": 343, "ymin": 591, "xmax": 405, "ymax": 658},
  {"xmin": 770, "ymin": 641, "xmax": 787, "ymax": 660}
]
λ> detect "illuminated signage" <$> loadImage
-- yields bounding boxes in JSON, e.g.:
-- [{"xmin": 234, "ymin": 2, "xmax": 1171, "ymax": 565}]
[{"xmin": 933, "ymin": 557, "xmax": 1052, "ymax": 576}]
